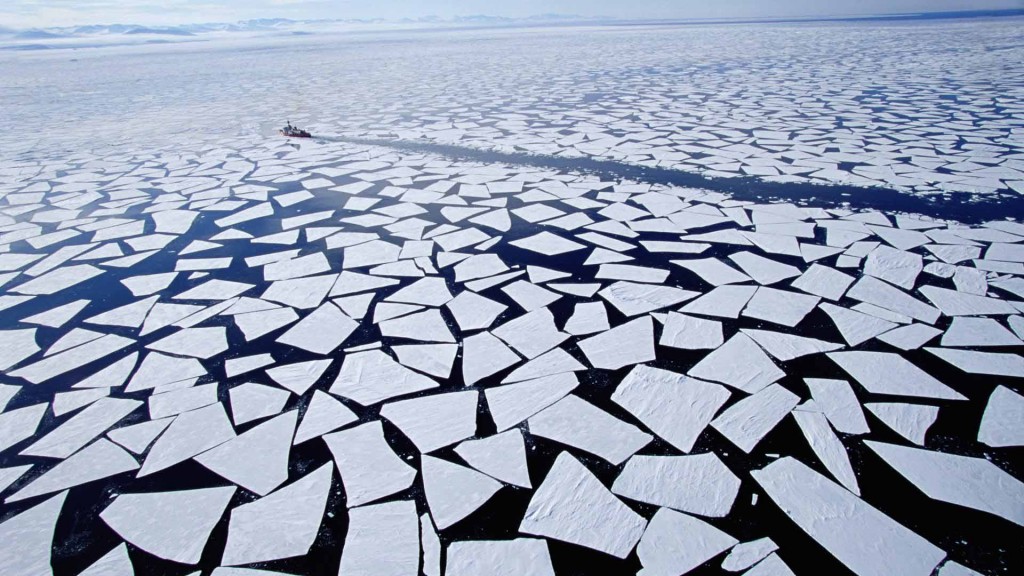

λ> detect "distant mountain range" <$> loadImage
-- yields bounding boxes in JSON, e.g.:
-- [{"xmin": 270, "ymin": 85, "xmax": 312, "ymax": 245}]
[
  {"xmin": 0, "ymin": 14, "xmax": 601, "ymax": 41},
  {"xmin": 3, "ymin": 9, "xmax": 1022, "ymax": 49}
]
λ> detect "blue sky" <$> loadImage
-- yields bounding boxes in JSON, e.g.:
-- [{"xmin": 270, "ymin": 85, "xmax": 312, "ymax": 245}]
[{"xmin": 3, "ymin": 0, "xmax": 1022, "ymax": 29}]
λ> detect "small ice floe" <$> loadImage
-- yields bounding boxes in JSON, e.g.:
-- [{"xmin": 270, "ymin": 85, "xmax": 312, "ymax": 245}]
[
  {"xmin": 324, "ymin": 421, "xmax": 416, "ymax": 507},
  {"xmin": 520, "ymin": 453, "xmax": 647, "ymax": 559},
  {"xmin": 100, "ymin": 486, "xmax": 236, "ymax": 564},
  {"xmin": 220, "ymin": 464, "xmax": 333, "ymax": 566}
]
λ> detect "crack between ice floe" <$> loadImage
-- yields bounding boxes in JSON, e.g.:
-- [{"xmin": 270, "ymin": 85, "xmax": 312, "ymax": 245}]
[{"xmin": 313, "ymin": 135, "xmax": 1024, "ymax": 225}]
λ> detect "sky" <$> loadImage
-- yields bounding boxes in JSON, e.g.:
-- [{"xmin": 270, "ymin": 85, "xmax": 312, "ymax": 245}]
[{"xmin": 2, "ymin": 0, "xmax": 1022, "ymax": 29}]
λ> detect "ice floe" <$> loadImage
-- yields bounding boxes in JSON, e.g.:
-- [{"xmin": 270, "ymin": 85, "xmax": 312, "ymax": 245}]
[{"xmin": 520, "ymin": 453, "xmax": 647, "ymax": 559}]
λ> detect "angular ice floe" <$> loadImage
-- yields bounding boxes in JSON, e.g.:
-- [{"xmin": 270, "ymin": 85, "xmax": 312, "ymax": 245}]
[
  {"xmin": 846, "ymin": 276, "xmax": 940, "ymax": 324},
  {"xmin": 492, "ymin": 307, "xmax": 567, "ymax": 359},
  {"xmin": 804, "ymin": 378, "xmax": 870, "ymax": 435},
  {"xmin": 422, "ymin": 455, "xmax": 502, "ymax": 529},
  {"xmin": 502, "ymin": 280, "xmax": 561, "ymax": 312},
  {"xmin": 454, "ymin": 253, "xmax": 509, "ymax": 282},
  {"xmin": 742, "ymin": 329, "xmax": 842, "ymax": 361},
  {"xmin": 672, "ymin": 257, "xmax": 751, "ymax": 286},
  {"xmin": 721, "ymin": 537, "xmax": 778, "ymax": 572},
  {"xmin": 790, "ymin": 263, "xmax": 854, "ymax": 301},
  {"xmin": 940, "ymin": 317, "xmax": 1022, "ymax": 347},
  {"xmin": 196, "ymin": 410, "xmax": 296, "ymax": 496},
  {"xmin": 147, "ymin": 326, "xmax": 228, "ymax": 359},
  {"xmin": 819, "ymin": 303, "xmax": 896, "ymax": 346},
  {"xmin": 711, "ymin": 384, "xmax": 799, "ymax": 453},
  {"xmin": 343, "ymin": 239, "xmax": 401, "ymax": 269},
  {"xmin": 331, "ymin": 270, "xmax": 399, "ymax": 297},
  {"xmin": 380, "ymin": 391, "xmax": 477, "ymax": 453},
  {"xmin": 139, "ymin": 402, "xmax": 235, "ymax": 477},
  {"xmin": 294, "ymin": 390, "xmax": 357, "ymax": 445},
  {"xmin": 742, "ymin": 287, "xmax": 820, "ymax": 327},
  {"xmin": 978, "ymin": 385, "xmax": 1024, "ymax": 447},
  {"xmin": 462, "ymin": 331, "xmax": 521, "ymax": 386},
  {"xmin": 101, "ymin": 486, "xmax": 236, "ymax": 564},
  {"xmin": 22, "ymin": 397, "xmax": 142, "ymax": 459},
  {"xmin": 86, "ymin": 295, "xmax": 158, "ymax": 328},
  {"xmin": 952, "ymin": 267, "xmax": 987, "ymax": 296},
  {"xmin": 660, "ymin": 312, "xmax": 723, "ymax": 350},
  {"xmin": 527, "ymin": 265, "xmax": 570, "ymax": 283},
  {"xmin": 865, "ymin": 441, "xmax": 1024, "ymax": 526},
  {"xmin": 598, "ymin": 281, "xmax": 697, "ymax": 316},
  {"xmin": 636, "ymin": 508, "xmax": 738, "ymax": 576},
  {"xmin": 501, "ymin": 346, "xmax": 584, "ymax": 383},
  {"xmin": 12, "ymin": 264, "xmax": 103, "ymax": 295},
  {"xmin": 229, "ymin": 382, "xmax": 289, "ymax": 426},
  {"xmin": 266, "ymin": 359, "xmax": 331, "ymax": 395},
  {"xmin": 792, "ymin": 408, "xmax": 860, "ymax": 495},
  {"xmin": 455, "ymin": 429, "xmax": 531, "ymax": 488},
  {"xmin": 828, "ymin": 351, "xmax": 966, "ymax": 400},
  {"xmin": 324, "ymin": 421, "xmax": 416, "ymax": 507},
  {"xmin": 563, "ymin": 301, "xmax": 610, "ymax": 336},
  {"xmin": 373, "ymin": 302, "xmax": 423, "ymax": 323},
  {"xmin": 52, "ymin": 387, "xmax": 109, "ymax": 417},
  {"xmin": 330, "ymin": 350, "xmax": 438, "ymax": 405},
  {"xmin": 444, "ymin": 290, "xmax": 507, "ymax": 331},
  {"xmin": 876, "ymin": 323, "xmax": 942, "ymax": 351},
  {"xmin": 11, "ymin": 333, "xmax": 133, "ymax": 384},
  {"xmin": 0, "ymin": 403, "xmax": 47, "ymax": 455},
  {"xmin": 752, "ymin": 457, "xmax": 945, "ymax": 576},
  {"xmin": 224, "ymin": 353, "xmax": 275, "ymax": 378},
  {"xmin": 385, "ymin": 276, "xmax": 452, "ymax": 307},
  {"xmin": 863, "ymin": 245, "xmax": 923, "ymax": 290},
  {"xmin": 577, "ymin": 316, "xmax": 655, "ymax": 370},
  {"xmin": 175, "ymin": 279, "xmax": 253, "ymax": 301},
  {"xmin": 445, "ymin": 539, "xmax": 555, "ymax": 576},
  {"xmin": 728, "ymin": 252, "xmax": 801, "ymax": 285},
  {"xmin": 393, "ymin": 343, "xmax": 457, "ymax": 379},
  {"xmin": 379, "ymin": 309, "xmax": 455, "ymax": 342},
  {"xmin": 21, "ymin": 299, "xmax": 88, "ymax": 328},
  {"xmin": 7, "ymin": 438, "xmax": 139, "ymax": 503},
  {"xmin": 688, "ymin": 333, "xmax": 784, "ymax": 394},
  {"xmin": 509, "ymin": 231, "xmax": 585, "ymax": 255},
  {"xmin": 338, "ymin": 500, "xmax": 420, "ymax": 576},
  {"xmin": 262, "ymin": 274, "xmax": 337, "ymax": 309},
  {"xmin": 277, "ymin": 302, "xmax": 357, "ymax": 354},
  {"xmin": 485, "ymin": 372, "xmax": 578, "ymax": 432},
  {"xmin": 613, "ymin": 453, "xmax": 740, "ymax": 517},
  {"xmin": 107, "ymin": 417, "xmax": 172, "ymax": 455},
  {"xmin": 0, "ymin": 491, "xmax": 66, "ymax": 576},
  {"xmin": 530, "ymin": 395, "xmax": 651, "ymax": 465},
  {"xmin": 611, "ymin": 365, "xmax": 731, "ymax": 453},
  {"xmin": 919, "ymin": 285, "xmax": 1017, "ymax": 317},
  {"xmin": 680, "ymin": 285, "xmax": 758, "ymax": 319},
  {"xmin": 520, "ymin": 452, "xmax": 647, "ymax": 559},
  {"xmin": 864, "ymin": 402, "xmax": 937, "ymax": 446},
  {"xmin": 221, "ymin": 463, "xmax": 332, "ymax": 566},
  {"xmin": 925, "ymin": 347, "xmax": 1024, "ymax": 377}
]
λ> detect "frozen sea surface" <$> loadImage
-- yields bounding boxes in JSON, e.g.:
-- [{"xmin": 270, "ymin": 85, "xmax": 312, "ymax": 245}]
[{"xmin": 0, "ymin": 15, "xmax": 1022, "ymax": 576}]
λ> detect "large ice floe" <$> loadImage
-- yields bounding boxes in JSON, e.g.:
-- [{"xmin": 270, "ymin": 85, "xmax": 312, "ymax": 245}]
[{"xmin": 1, "ymin": 13, "xmax": 1023, "ymax": 576}]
